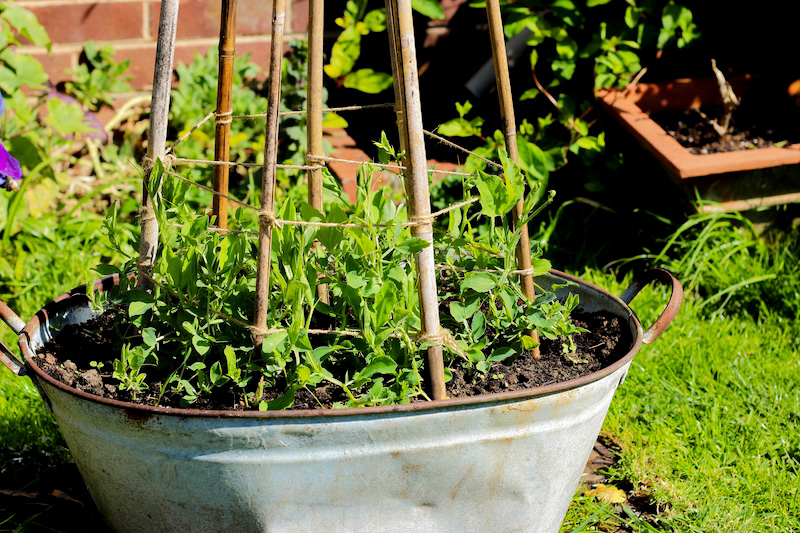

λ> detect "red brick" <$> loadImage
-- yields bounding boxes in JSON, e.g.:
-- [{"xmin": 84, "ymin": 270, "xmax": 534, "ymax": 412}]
[
  {"xmin": 150, "ymin": 0, "xmax": 272, "ymax": 40},
  {"xmin": 25, "ymin": 3, "xmax": 144, "ymax": 44},
  {"xmin": 25, "ymin": 49, "xmax": 78, "ymax": 84},
  {"xmin": 173, "ymin": 37, "xmax": 272, "ymax": 74},
  {"xmin": 112, "ymin": 44, "xmax": 157, "ymax": 89},
  {"xmin": 112, "ymin": 36, "xmax": 277, "ymax": 90},
  {"xmin": 292, "ymin": 0, "xmax": 308, "ymax": 34},
  {"xmin": 231, "ymin": 38, "xmax": 272, "ymax": 76}
]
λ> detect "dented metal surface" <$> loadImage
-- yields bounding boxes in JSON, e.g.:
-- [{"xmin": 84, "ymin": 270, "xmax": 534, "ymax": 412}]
[{"xmin": 6, "ymin": 270, "xmax": 681, "ymax": 533}]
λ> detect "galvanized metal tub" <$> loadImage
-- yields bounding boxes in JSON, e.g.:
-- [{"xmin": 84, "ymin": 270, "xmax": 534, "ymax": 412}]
[{"xmin": 1, "ymin": 269, "xmax": 681, "ymax": 533}]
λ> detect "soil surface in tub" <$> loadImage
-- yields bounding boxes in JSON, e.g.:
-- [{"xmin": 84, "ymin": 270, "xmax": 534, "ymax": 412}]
[
  {"xmin": 650, "ymin": 102, "xmax": 800, "ymax": 155},
  {"xmin": 35, "ymin": 309, "xmax": 631, "ymax": 410}
]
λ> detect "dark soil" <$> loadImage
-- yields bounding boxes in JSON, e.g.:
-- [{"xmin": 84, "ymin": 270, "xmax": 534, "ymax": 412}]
[
  {"xmin": 445, "ymin": 311, "xmax": 629, "ymax": 398},
  {"xmin": 36, "ymin": 309, "xmax": 630, "ymax": 410},
  {"xmin": 651, "ymin": 105, "xmax": 800, "ymax": 155}
]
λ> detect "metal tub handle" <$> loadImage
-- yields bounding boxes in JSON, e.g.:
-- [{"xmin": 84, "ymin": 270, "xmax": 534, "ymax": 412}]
[
  {"xmin": 0, "ymin": 300, "xmax": 26, "ymax": 375},
  {"xmin": 620, "ymin": 268, "xmax": 683, "ymax": 344}
]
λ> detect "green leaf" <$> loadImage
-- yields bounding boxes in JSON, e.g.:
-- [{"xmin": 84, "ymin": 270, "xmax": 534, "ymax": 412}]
[
  {"xmin": 262, "ymin": 331, "xmax": 288, "ymax": 354},
  {"xmin": 94, "ymin": 264, "xmax": 120, "ymax": 276},
  {"xmin": 130, "ymin": 348, "xmax": 148, "ymax": 374},
  {"xmin": 343, "ymin": 69, "xmax": 393, "ymax": 94},
  {"xmin": 518, "ymin": 141, "xmax": 549, "ymax": 207},
  {"xmin": 471, "ymin": 311, "xmax": 486, "ymax": 337},
  {"xmin": 192, "ymin": 335, "xmax": 211, "ymax": 355},
  {"xmin": 498, "ymin": 148, "xmax": 525, "ymax": 203},
  {"xmin": 210, "ymin": 361, "xmax": 223, "ymax": 384},
  {"xmin": 521, "ymin": 334, "xmax": 539, "ymax": 350},
  {"xmin": 475, "ymin": 171, "xmax": 504, "ymax": 217},
  {"xmin": 2, "ymin": 6, "xmax": 51, "ymax": 48},
  {"xmin": 358, "ymin": 356, "xmax": 398, "ymax": 380},
  {"xmin": 488, "ymin": 346, "xmax": 516, "ymax": 362},
  {"xmin": 438, "ymin": 115, "xmax": 484, "ymax": 138},
  {"xmin": 362, "ymin": 9, "xmax": 387, "ymax": 32},
  {"xmin": 374, "ymin": 282, "xmax": 398, "ymax": 328},
  {"xmin": 182, "ymin": 321, "xmax": 197, "ymax": 336},
  {"xmin": 450, "ymin": 301, "xmax": 467, "ymax": 322},
  {"xmin": 224, "ymin": 346, "xmax": 241, "ymax": 381},
  {"xmin": 461, "ymin": 273, "xmax": 496, "ymax": 293},
  {"xmin": 296, "ymin": 364, "xmax": 312, "ymax": 384},
  {"xmin": 475, "ymin": 161, "xmax": 521, "ymax": 218},
  {"xmin": 129, "ymin": 300, "xmax": 155, "ymax": 317},
  {"xmin": 43, "ymin": 98, "xmax": 93, "ymax": 137},
  {"xmin": 531, "ymin": 258, "xmax": 552, "ymax": 276},
  {"xmin": 141, "ymin": 327, "xmax": 157, "ymax": 347},
  {"xmin": 0, "ymin": 52, "xmax": 48, "ymax": 91},
  {"xmin": 322, "ymin": 112, "xmax": 348, "ymax": 128},
  {"xmin": 411, "ymin": 0, "xmax": 445, "ymax": 19},
  {"xmin": 395, "ymin": 237, "xmax": 430, "ymax": 254},
  {"xmin": 324, "ymin": 26, "xmax": 361, "ymax": 78},
  {"xmin": 624, "ymin": 6, "xmax": 638, "ymax": 29},
  {"xmin": 555, "ymin": 38, "xmax": 577, "ymax": 60},
  {"xmin": 346, "ymin": 270, "xmax": 367, "ymax": 289},
  {"xmin": 438, "ymin": 118, "xmax": 472, "ymax": 137},
  {"xmin": 261, "ymin": 388, "xmax": 295, "ymax": 410}
]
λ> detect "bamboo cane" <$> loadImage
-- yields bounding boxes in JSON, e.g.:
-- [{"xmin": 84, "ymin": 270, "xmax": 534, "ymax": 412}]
[
  {"xmin": 137, "ymin": 0, "xmax": 179, "ymax": 291},
  {"xmin": 486, "ymin": 0, "xmax": 541, "ymax": 358},
  {"xmin": 385, "ymin": 0, "xmax": 446, "ymax": 401},
  {"xmin": 253, "ymin": 0, "xmax": 286, "ymax": 350},
  {"xmin": 306, "ymin": 0, "xmax": 329, "ymax": 305},
  {"xmin": 212, "ymin": 0, "xmax": 238, "ymax": 230}
]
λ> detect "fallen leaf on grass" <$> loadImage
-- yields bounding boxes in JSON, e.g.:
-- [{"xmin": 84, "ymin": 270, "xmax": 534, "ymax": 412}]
[
  {"xmin": 0, "ymin": 488, "xmax": 84, "ymax": 505},
  {"xmin": 50, "ymin": 489, "xmax": 85, "ymax": 506},
  {"xmin": 586, "ymin": 483, "xmax": 627, "ymax": 504}
]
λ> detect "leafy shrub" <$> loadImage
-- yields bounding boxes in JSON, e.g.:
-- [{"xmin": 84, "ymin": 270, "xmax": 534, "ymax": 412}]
[
  {"xmin": 435, "ymin": 0, "xmax": 699, "ymax": 193},
  {"xmin": 100, "ymin": 145, "xmax": 580, "ymax": 408}
]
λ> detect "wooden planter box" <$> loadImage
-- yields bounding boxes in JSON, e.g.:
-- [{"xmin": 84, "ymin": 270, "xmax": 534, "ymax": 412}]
[{"xmin": 598, "ymin": 77, "xmax": 800, "ymax": 213}]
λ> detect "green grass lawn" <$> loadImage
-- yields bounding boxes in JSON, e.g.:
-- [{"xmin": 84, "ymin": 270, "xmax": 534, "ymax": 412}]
[
  {"xmin": 2, "ymin": 211, "xmax": 799, "ymax": 532},
  {"xmin": 561, "ymin": 269, "xmax": 800, "ymax": 532}
]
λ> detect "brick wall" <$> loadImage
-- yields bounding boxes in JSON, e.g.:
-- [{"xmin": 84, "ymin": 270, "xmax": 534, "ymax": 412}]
[{"xmin": 15, "ymin": 0, "xmax": 312, "ymax": 90}]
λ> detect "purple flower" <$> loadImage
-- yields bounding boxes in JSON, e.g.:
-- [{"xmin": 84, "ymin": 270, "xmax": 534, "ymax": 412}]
[
  {"xmin": 0, "ymin": 142, "xmax": 22, "ymax": 190},
  {"xmin": 0, "ymin": 94, "xmax": 22, "ymax": 191}
]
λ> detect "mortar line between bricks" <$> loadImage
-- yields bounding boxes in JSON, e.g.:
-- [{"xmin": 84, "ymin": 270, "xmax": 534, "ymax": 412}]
[
  {"xmin": 16, "ymin": 0, "xmax": 142, "ymax": 6},
  {"xmin": 16, "ymin": 34, "xmax": 282, "ymax": 55},
  {"xmin": 142, "ymin": 0, "xmax": 151, "ymax": 41}
]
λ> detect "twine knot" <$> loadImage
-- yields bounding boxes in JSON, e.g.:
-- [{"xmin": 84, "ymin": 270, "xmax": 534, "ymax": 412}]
[
  {"xmin": 141, "ymin": 153, "xmax": 176, "ymax": 173},
  {"xmin": 259, "ymin": 209, "xmax": 282, "ymax": 229},
  {"xmin": 215, "ymin": 111, "xmax": 233, "ymax": 125},
  {"xmin": 417, "ymin": 328, "xmax": 465, "ymax": 358}
]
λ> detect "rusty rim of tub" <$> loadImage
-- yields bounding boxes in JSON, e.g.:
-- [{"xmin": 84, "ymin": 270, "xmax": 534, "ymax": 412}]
[{"xmin": 17, "ymin": 269, "xmax": 678, "ymax": 419}]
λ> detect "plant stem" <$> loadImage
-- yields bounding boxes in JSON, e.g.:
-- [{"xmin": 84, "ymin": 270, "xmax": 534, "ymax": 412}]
[{"xmin": 710, "ymin": 59, "xmax": 740, "ymax": 138}]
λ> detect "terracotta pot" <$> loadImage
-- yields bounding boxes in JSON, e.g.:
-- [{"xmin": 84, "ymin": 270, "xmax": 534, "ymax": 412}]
[{"xmin": 598, "ymin": 77, "xmax": 800, "ymax": 213}]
